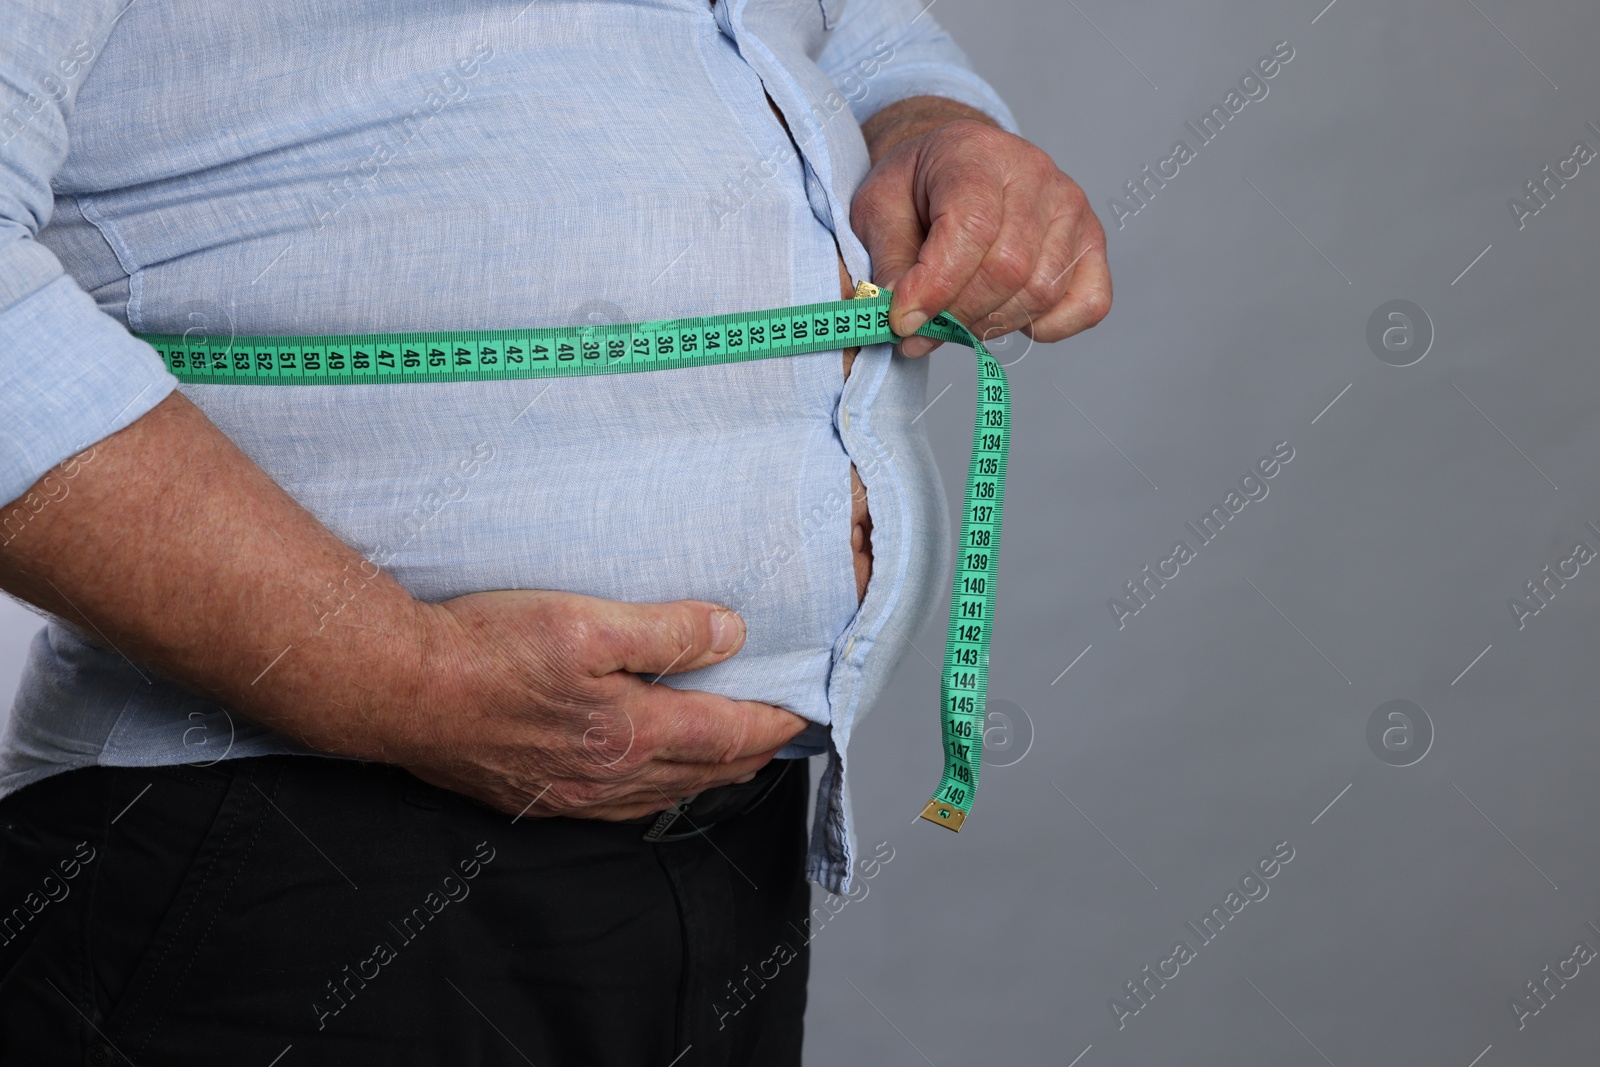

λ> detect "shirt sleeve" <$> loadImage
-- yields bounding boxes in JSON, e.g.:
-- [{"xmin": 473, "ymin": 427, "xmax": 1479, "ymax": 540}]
[
  {"xmin": 816, "ymin": 0, "xmax": 1020, "ymax": 136},
  {"xmin": 0, "ymin": 1, "xmax": 177, "ymax": 508}
]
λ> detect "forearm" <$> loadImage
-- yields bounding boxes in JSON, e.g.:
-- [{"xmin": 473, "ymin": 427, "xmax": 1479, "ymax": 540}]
[
  {"xmin": 860, "ymin": 95, "xmax": 999, "ymax": 168},
  {"xmin": 0, "ymin": 392, "xmax": 429, "ymax": 759}
]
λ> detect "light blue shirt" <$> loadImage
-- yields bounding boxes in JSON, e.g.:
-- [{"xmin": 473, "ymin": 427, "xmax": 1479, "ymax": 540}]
[{"xmin": 0, "ymin": 0, "xmax": 1015, "ymax": 892}]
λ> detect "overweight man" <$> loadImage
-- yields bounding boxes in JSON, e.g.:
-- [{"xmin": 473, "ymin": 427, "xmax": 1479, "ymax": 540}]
[{"xmin": 0, "ymin": 1, "xmax": 1108, "ymax": 1063}]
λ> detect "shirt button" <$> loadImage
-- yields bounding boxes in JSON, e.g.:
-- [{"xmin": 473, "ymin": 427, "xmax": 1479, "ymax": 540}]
[{"xmin": 89, "ymin": 1045, "xmax": 112, "ymax": 1065}]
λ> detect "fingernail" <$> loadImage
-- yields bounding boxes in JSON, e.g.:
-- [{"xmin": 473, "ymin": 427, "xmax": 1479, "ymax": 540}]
[
  {"xmin": 710, "ymin": 610, "xmax": 743, "ymax": 653},
  {"xmin": 900, "ymin": 335, "xmax": 935, "ymax": 358},
  {"xmin": 900, "ymin": 310, "xmax": 928, "ymax": 336}
]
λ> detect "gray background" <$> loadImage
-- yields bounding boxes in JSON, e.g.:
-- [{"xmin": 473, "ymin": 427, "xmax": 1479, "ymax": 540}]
[
  {"xmin": 5, "ymin": 0, "xmax": 1600, "ymax": 1063},
  {"xmin": 806, "ymin": 0, "xmax": 1600, "ymax": 1064}
]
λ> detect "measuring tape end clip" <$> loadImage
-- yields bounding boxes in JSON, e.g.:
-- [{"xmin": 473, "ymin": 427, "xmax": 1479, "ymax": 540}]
[{"xmin": 919, "ymin": 800, "xmax": 967, "ymax": 832}]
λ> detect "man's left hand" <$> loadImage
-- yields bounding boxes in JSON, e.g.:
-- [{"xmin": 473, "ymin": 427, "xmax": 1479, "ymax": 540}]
[{"xmin": 852, "ymin": 100, "xmax": 1111, "ymax": 357}]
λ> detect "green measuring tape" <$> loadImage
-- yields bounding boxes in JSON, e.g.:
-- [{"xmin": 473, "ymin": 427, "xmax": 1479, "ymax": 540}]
[{"xmin": 139, "ymin": 283, "xmax": 1007, "ymax": 831}]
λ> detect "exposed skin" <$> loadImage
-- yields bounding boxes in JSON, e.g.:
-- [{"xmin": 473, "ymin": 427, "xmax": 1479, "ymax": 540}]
[
  {"xmin": 0, "ymin": 95, "xmax": 1109, "ymax": 823},
  {"xmin": 856, "ymin": 96, "xmax": 1113, "ymax": 357}
]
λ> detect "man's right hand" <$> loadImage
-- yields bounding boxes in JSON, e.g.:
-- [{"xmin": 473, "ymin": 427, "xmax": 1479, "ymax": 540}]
[{"xmin": 402, "ymin": 591, "xmax": 808, "ymax": 821}]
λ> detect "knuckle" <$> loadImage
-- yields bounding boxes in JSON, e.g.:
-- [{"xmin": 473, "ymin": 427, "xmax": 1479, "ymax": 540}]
[
  {"xmin": 662, "ymin": 609, "xmax": 705, "ymax": 659},
  {"xmin": 1021, "ymin": 148, "xmax": 1057, "ymax": 183},
  {"xmin": 625, "ymin": 704, "xmax": 665, "ymax": 756},
  {"xmin": 1023, "ymin": 277, "xmax": 1063, "ymax": 314},
  {"xmin": 1058, "ymin": 176, "xmax": 1090, "ymax": 214},
  {"xmin": 986, "ymin": 242, "xmax": 1034, "ymax": 293},
  {"xmin": 1087, "ymin": 211, "xmax": 1109, "ymax": 243},
  {"xmin": 550, "ymin": 613, "xmax": 605, "ymax": 667},
  {"xmin": 952, "ymin": 202, "xmax": 1002, "ymax": 248},
  {"xmin": 1080, "ymin": 287, "xmax": 1113, "ymax": 326},
  {"xmin": 646, "ymin": 604, "xmax": 704, "ymax": 662},
  {"xmin": 653, "ymin": 696, "xmax": 720, "ymax": 760}
]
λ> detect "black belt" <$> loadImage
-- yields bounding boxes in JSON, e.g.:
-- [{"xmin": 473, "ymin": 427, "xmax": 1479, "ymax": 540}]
[{"xmin": 628, "ymin": 757, "xmax": 796, "ymax": 843}]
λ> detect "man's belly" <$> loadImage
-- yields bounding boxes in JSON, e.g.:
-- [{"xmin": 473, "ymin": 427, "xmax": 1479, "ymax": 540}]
[
  {"xmin": 173, "ymin": 259, "xmax": 884, "ymax": 731},
  {"xmin": 171, "ymin": 256, "xmax": 887, "ymax": 735},
  {"xmin": 187, "ymin": 347, "xmax": 870, "ymax": 727}
]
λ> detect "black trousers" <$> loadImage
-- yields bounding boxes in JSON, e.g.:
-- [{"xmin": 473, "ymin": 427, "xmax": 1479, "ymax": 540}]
[{"xmin": 0, "ymin": 754, "xmax": 811, "ymax": 1066}]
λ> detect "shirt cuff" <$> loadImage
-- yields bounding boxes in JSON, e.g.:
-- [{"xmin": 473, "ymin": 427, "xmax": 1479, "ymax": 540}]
[
  {"xmin": 0, "ymin": 274, "xmax": 177, "ymax": 507},
  {"xmin": 848, "ymin": 62, "xmax": 1021, "ymax": 136}
]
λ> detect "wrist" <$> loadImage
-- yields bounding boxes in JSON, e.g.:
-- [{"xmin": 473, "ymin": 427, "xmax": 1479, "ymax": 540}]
[
  {"xmin": 348, "ymin": 595, "xmax": 468, "ymax": 766},
  {"xmin": 237, "ymin": 585, "xmax": 449, "ymax": 766},
  {"xmin": 860, "ymin": 96, "xmax": 999, "ymax": 167},
  {"xmin": 406, "ymin": 598, "xmax": 468, "ymax": 735}
]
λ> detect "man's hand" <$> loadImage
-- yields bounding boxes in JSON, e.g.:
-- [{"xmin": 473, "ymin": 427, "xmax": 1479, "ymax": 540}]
[
  {"xmin": 404, "ymin": 590, "xmax": 808, "ymax": 821},
  {"xmin": 852, "ymin": 97, "xmax": 1112, "ymax": 357}
]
